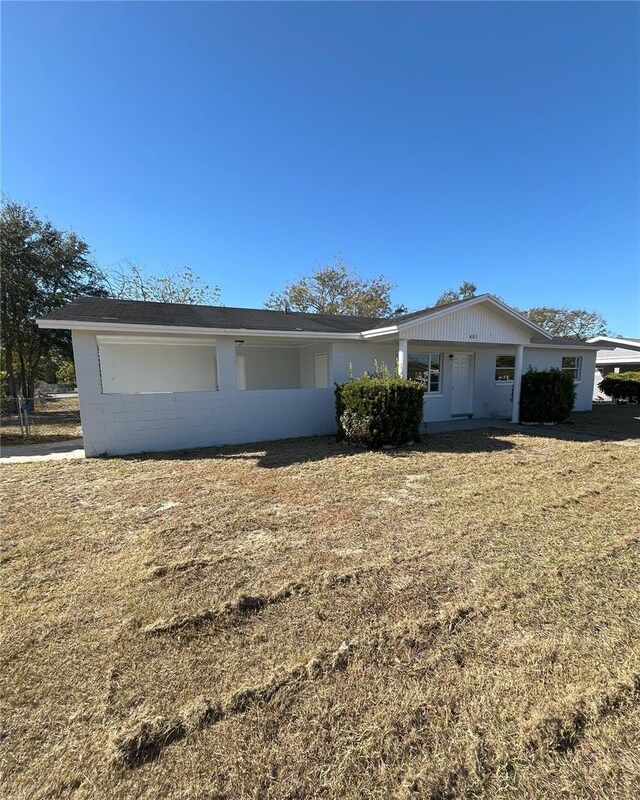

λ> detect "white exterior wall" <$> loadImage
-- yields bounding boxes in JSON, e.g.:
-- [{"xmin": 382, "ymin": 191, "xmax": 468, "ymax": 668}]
[
  {"xmin": 72, "ymin": 326, "xmax": 596, "ymax": 457},
  {"xmin": 413, "ymin": 345, "xmax": 518, "ymax": 423},
  {"xmin": 523, "ymin": 347, "xmax": 595, "ymax": 412},
  {"xmin": 343, "ymin": 341, "xmax": 398, "ymax": 378},
  {"xmin": 73, "ymin": 331, "xmax": 335, "ymax": 457},
  {"xmin": 240, "ymin": 345, "xmax": 300, "ymax": 390},
  {"xmin": 98, "ymin": 340, "xmax": 218, "ymax": 393},
  {"xmin": 300, "ymin": 343, "xmax": 332, "ymax": 388}
]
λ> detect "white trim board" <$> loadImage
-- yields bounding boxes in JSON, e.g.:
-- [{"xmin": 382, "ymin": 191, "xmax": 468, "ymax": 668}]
[
  {"xmin": 38, "ymin": 319, "xmax": 362, "ymax": 340},
  {"xmin": 96, "ymin": 335, "xmax": 217, "ymax": 347}
]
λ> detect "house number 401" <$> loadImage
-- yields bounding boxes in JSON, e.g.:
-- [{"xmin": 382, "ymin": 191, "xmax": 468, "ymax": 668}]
[{"xmin": 469, "ymin": 334, "xmax": 478, "ymax": 339}]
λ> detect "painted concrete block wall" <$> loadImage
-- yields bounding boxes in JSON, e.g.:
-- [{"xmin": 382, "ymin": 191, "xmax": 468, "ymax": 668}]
[
  {"xmin": 73, "ymin": 328, "xmax": 596, "ymax": 458},
  {"xmin": 73, "ymin": 331, "xmax": 335, "ymax": 457}
]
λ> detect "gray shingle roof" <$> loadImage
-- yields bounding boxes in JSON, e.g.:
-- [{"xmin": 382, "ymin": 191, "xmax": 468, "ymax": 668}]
[
  {"xmin": 38, "ymin": 296, "xmax": 391, "ymax": 334},
  {"xmin": 38, "ymin": 295, "xmax": 596, "ymax": 345}
]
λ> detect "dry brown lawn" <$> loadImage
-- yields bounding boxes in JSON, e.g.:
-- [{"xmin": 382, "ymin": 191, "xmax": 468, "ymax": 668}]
[
  {"xmin": 556, "ymin": 403, "xmax": 640, "ymax": 441},
  {"xmin": 1, "ymin": 412, "xmax": 639, "ymax": 799},
  {"xmin": 1, "ymin": 396, "xmax": 81, "ymax": 446}
]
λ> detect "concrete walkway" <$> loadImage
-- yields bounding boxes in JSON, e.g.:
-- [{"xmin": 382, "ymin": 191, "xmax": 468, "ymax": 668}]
[
  {"xmin": 0, "ymin": 438, "xmax": 85, "ymax": 464},
  {"xmin": 425, "ymin": 418, "xmax": 516, "ymax": 434}
]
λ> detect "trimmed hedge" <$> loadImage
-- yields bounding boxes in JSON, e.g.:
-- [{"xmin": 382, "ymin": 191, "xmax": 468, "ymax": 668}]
[
  {"xmin": 519, "ymin": 368, "xmax": 576, "ymax": 424},
  {"xmin": 335, "ymin": 377, "xmax": 426, "ymax": 447},
  {"xmin": 598, "ymin": 371, "xmax": 640, "ymax": 402}
]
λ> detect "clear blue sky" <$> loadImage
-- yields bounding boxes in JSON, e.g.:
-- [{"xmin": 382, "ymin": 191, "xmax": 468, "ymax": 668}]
[{"xmin": 3, "ymin": 1, "xmax": 639, "ymax": 333}]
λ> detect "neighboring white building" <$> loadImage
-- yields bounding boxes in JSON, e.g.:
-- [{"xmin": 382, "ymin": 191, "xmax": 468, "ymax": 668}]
[
  {"xmin": 587, "ymin": 336, "xmax": 640, "ymax": 401},
  {"xmin": 37, "ymin": 294, "xmax": 598, "ymax": 457}
]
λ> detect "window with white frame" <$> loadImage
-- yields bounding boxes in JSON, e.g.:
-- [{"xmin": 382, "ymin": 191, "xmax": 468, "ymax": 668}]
[
  {"xmin": 561, "ymin": 356, "xmax": 582, "ymax": 382},
  {"xmin": 408, "ymin": 353, "xmax": 442, "ymax": 393},
  {"xmin": 495, "ymin": 355, "xmax": 515, "ymax": 382}
]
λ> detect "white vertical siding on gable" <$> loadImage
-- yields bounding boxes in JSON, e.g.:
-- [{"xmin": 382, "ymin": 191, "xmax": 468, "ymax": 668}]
[{"xmin": 401, "ymin": 305, "xmax": 531, "ymax": 345}]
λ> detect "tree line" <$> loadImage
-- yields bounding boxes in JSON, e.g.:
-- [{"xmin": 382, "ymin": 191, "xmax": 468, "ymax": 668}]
[{"xmin": 1, "ymin": 198, "xmax": 611, "ymax": 398}]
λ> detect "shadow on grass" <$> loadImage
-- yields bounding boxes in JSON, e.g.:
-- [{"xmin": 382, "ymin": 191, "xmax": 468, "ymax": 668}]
[
  {"xmin": 553, "ymin": 404, "xmax": 640, "ymax": 442},
  {"xmin": 124, "ymin": 429, "xmax": 517, "ymax": 469}
]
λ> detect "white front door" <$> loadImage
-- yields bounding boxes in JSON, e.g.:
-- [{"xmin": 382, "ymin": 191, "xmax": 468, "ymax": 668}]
[{"xmin": 451, "ymin": 354, "xmax": 472, "ymax": 415}]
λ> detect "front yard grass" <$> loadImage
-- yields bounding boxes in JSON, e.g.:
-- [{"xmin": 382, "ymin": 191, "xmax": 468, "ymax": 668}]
[
  {"xmin": 1, "ymin": 413, "xmax": 639, "ymax": 799},
  {"xmin": 556, "ymin": 402, "xmax": 640, "ymax": 441}
]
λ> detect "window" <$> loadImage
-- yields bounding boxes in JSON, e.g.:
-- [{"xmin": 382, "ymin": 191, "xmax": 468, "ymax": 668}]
[
  {"xmin": 408, "ymin": 353, "xmax": 442, "ymax": 393},
  {"xmin": 495, "ymin": 355, "xmax": 515, "ymax": 382},
  {"xmin": 561, "ymin": 356, "xmax": 582, "ymax": 382}
]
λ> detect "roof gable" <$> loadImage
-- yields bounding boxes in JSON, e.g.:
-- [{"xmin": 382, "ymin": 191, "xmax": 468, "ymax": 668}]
[
  {"xmin": 363, "ymin": 295, "xmax": 552, "ymax": 342},
  {"xmin": 399, "ymin": 300, "xmax": 533, "ymax": 344}
]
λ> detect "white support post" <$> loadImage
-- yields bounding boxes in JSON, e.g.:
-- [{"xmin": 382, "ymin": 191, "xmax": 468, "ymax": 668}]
[
  {"xmin": 511, "ymin": 344, "xmax": 525, "ymax": 423},
  {"xmin": 398, "ymin": 338, "xmax": 409, "ymax": 379}
]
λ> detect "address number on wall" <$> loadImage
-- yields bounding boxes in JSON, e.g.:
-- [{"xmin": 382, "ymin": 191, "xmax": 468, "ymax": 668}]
[{"xmin": 469, "ymin": 334, "xmax": 478, "ymax": 340}]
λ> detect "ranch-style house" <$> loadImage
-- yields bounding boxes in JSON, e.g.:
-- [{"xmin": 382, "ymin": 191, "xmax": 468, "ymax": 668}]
[{"xmin": 37, "ymin": 294, "xmax": 599, "ymax": 456}]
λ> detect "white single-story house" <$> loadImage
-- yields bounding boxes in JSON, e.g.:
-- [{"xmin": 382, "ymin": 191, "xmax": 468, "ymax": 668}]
[
  {"xmin": 587, "ymin": 336, "xmax": 640, "ymax": 401},
  {"xmin": 37, "ymin": 294, "xmax": 599, "ymax": 457}
]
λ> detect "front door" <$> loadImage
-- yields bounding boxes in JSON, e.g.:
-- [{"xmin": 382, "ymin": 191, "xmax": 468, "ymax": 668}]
[{"xmin": 451, "ymin": 354, "xmax": 472, "ymax": 416}]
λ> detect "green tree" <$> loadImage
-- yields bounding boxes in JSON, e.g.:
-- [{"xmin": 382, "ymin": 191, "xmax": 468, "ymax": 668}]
[
  {"xmin": 265, "ymin": 255, "xmax": 406, "ymax": 317},
  {"xmin": 55, "ymin": 360, "xmax": 76, "ymax": 385},
  {"xmin": 1, "ymin": 199, "xmax": 104, "ymax": 398},
  {"xmin": 435, "ymin": 281, "xmax": 478, "ymax": 306},
  {"xmin": 522, "ymin": 307, "xmax": 610, "ymax": 339},
  {"xmin": 106, "ymin": 260, "xmax": 220, "ymax": 305}
]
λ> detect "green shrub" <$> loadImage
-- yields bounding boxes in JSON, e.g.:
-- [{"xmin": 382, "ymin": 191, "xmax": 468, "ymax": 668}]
[
  {"xmin": 335, "ymin": 376, "xmax": 426, "ymax": 447},
  {"xmin": 598, "ymin": 371, "xmax": 640, "ymax": 402},
  {"xmin": 520, "ymin": 368, "xmax": 576, "ymax": 424}
]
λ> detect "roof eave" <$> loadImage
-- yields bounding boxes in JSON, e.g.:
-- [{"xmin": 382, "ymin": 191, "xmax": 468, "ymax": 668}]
[
  {"xmin": 587, "ymin": 336, "xmax": 640, "ymax": 350},
  {"xmin": 360, "ymin": 324, "xmax": 399, "ymax": 338},
  {"xmin": 35, "ymin": 318, "xmax": 363, "ymax": 339},
  {"xmin": 527, "ymin": 341, "xmax": 601, "ymax": 350}
]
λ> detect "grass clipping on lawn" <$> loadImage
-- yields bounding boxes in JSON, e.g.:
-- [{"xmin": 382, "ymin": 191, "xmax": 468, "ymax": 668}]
[{"xmin": 1, "ymin": 419, "xmax": 639, "ymax": 799}]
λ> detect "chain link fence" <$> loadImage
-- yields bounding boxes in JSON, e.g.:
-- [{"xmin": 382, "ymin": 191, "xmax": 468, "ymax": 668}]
[{"xmin": 1, "ymin": 394, "xmax": 82, "ymax": 445}]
